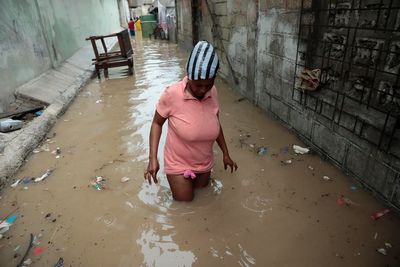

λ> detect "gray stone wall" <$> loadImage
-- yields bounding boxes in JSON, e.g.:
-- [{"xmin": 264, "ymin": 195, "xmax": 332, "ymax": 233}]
[
  {"xmin": 0, "ymin": 0, "xmax": 122, "ymax": 113},
  {"xmin": 175, "ymin": 0, "xmax": 400, "ymax": 210}
]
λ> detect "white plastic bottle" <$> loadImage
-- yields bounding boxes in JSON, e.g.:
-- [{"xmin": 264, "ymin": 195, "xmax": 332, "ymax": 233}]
[{"xmin": 0, "ymin": 119, "xmax": 23, "ymax": 133}]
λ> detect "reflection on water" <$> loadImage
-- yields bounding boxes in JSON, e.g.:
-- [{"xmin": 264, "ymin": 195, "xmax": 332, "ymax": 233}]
[{"xmin": 137, "ymin": 227, "xmax": 197, "ymax": 267}]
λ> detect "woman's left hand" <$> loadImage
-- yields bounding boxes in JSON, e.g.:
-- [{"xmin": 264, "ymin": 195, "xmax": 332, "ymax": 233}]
[{"xmin": 223, "ymin": 155, "xmax": 238, "ymax": 173}]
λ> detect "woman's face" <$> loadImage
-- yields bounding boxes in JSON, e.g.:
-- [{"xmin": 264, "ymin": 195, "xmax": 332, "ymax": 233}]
[{"xmin": 187, "ymin": 78, "xmax": 215, "ymax": 100}]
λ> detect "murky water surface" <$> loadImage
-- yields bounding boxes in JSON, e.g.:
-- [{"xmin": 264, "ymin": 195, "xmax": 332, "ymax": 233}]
[{"xmin": 1, "ymin": 38, "xmax": 399, "ymax": 267}]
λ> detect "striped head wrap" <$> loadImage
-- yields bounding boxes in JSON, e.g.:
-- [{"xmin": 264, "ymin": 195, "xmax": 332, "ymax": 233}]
[{"xmin": 186, "ymin": 41, "xmax": 219, "ymax": 80}]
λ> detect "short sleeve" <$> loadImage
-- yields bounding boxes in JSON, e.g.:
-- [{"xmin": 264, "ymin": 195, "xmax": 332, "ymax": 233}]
[{"xmin": 156, "ymin": 87, "xmax": 172, "ymax": 118}]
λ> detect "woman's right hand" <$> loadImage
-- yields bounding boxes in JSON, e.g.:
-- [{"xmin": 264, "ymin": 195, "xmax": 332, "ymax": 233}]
[{"xmin": 144, "ymin": 158, "xmax": 159, "ymax": 184}]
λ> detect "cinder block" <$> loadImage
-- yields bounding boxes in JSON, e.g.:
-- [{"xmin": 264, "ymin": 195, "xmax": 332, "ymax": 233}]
[
  {"xmin": 256, "ymin": 90, "xmax": 271, "ymax": 111},
  {"xmin": 345, "ymin": 144, "xmax": 369, "ymax": 178},
  {"xmin": 289, "ymin": 108, "xmax": 312, "ymax": 138},
  {"xmin": 260, "ymin": 0, "xmax": 285, "ymax": 12},
  {"xmin": 312, "ymin": 122, "xmax": 347, "ymax": 164},
  {"xmin": 270, "ymin": 96, "xmax": 290, "ymax": 122},
  {"xmin": 285, "ymin": 0, "xmax": 302, "ymax": 10},
  {"xmin": 259, "ymin": 10, "xmax": 299, "ymax": 35},
  {"xmin": 217, "ymin": 15, "xmax": 231, "ymax": 28},
  {"xmin": 214, "ymin": 2, "xmax": 227, "ymax": 15},
  {"xmin": 265, "ymin": 73, "xmax": 283, "ymax": 98}
]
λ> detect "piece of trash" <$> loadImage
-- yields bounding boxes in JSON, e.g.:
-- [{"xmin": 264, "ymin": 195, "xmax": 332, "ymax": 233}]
[
  {"xmin": 40, "ymin": 144, "xmax": 50, "ymax": 152},
  {"xmin": 385, "ymin": 243, "xmax": 392, "ymax": 248},
  {"xmin": 34, "ymin": 169, "xmax": 53, "ymax": 183},
  {"xmin": 249, "ymin": 144, "xmax": 255, "ymax": 148},
  {"xmin": 0, "ymin": 234, "xmax": 3, "ymax": 239},
  {"xmin": 0, "ymin": 221, "xmax": 11, "ymax": 234},
  {"xmin": 121, "ymin": 177, "xmax": 130, "ymax": 183},
  {"xmin": 322, "ymin": 175, "xmax": 332, "ymax": 181},
  {"xmin": 51, "ymin": 147, "xmax": 61, "ymax": 155},
  {"xmin": 34, "ymin": 111, "xmax": 43, "ymax": 117},
  {"xmin": 371, "ymin": 209, "xmax": 390, "ymax": 220},
  {"xmin": 257, "ymin": 146, "xmax": 268, "ymax": 155},
  {"xmin": 23, "ymin": 187, "xmax": 29, "ymax": 190},
  {"xmin": 53, "ymin": 257, "xmax": 64, "ymax": 267},
  {"xmin": 11, "ymin": 179, "xmax": 21, "ymax": 188},
  {"xmin": 350, "ymin": 185, "xmax": 357, "ymax": 191},
  {"xmin": 297, "ymin": 68, "xmax": 321, "ymax": 91},
  {"xmin": 125, "ymin": 201, "xmax": 134, "ymax": 208},
  {"xmin": 22, "ymin": 178, "xmax": 33, "ymax": 184},
  {"xmin": 377, "ymin": 248, "xmax": 387, "ymax": 255},
  {"xmin": 23, "ymin": 258, "xmax": 32, "ymax": 265},
  {"xmin": 14, "ymin": 245, "xmax": 21, "ymax": 251},
  {"xmin": 33, "ymin": 246, "xmax": 43, "ymax": 256},
  {"xmin": 374, "ymin": 232, "xmax": 378, "ymax": 240},
  {"xmin": 33, "ymin": 149, "xmax": 41, "ymax": 153},
  {"xmin": 0, "ymin": 118, "xmax": 23, "ymax": 133},
  {"xmin": 308, "ymin": 166, "xmax": 314, "ymax": 171},
  {"xmin": 6, "ymin": 214, "xmax": 17, "ymax": 224},
  {"xmin": 95, "ymin": 100, "xmax": 102, "ymax": 104},
  {"xmin": 55, "ymin": 155, "xmax": 61, "ymax": 159},
  {"xmin": 90, "ymin": 176, "xmax": 107, "ymax": 190},
  {"xmin": 337, "ymin": 196, "xmax": 358, "ymax": 206},
  {"xmin": 32, "ymin": 235, "xmax": 41, "ymax": 246},
  {"xmin": 261, "ymin": 169, "xmax": 265, "ymax": 172},
  {"xmin": 293, "ymin": 145, "xmax": 310, "ymax": 154},
  {"xmin": 281, "ymin": 159, "xmax": 292, "ymax": 165}
]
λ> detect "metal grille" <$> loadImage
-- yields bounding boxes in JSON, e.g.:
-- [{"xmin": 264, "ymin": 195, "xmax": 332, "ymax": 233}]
[{"xmin": 293, "ymin": 0, "xmax": 400, "ymax": 154}]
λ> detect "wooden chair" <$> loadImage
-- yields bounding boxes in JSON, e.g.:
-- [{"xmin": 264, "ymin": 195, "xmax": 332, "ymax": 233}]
[{"xmin": 86, "ymin": 29, "xmax": 134, "ymax": 78}]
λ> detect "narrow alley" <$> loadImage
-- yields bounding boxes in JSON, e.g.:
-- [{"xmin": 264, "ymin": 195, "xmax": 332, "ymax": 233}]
[{"xmin": 1, "ymin": 39, "xmax": 399, "ymax": 267}]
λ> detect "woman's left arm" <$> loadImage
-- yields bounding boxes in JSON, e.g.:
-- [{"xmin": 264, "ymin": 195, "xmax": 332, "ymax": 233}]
[{"xmin": 216, "ymin": 123, "xmax": 238, "ymax": 172}]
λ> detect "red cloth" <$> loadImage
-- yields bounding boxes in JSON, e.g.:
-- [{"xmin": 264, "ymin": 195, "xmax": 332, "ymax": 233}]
[{"xmin": 128, "ymin": 21, "xmax": 135, "ymax": 30}]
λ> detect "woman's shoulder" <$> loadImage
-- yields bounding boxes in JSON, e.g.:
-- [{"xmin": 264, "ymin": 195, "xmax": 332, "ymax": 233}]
[{"xmin": 163, "ymin": 79, "xmax": 185, "ymax": 97}]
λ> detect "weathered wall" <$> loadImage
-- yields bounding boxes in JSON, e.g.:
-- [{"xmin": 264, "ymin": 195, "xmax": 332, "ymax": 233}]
[
  {"xmin": 176, "ymin": 0, "xmax": 193, "ymax": 50},
  {"xmin": 176, "ymin": 0, "xmax": 400, "ymax": 210},
  {"xmin": 0, "ymin": 0, "xmax": 122, "ymax": 112}
]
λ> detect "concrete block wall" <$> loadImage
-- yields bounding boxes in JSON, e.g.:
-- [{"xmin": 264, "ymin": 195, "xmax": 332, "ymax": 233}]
[
  {"xmin": 175, "ymin": 0, "xmax": 400, "ymax": 210},
  {"xmin": 0, "ymin": 0, "xmax": 123, "ymax": 113}
]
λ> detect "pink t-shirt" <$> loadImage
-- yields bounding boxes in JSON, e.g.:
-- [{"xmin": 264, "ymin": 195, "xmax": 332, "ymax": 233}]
[{"xmin": 156, "ymin": 76, "xmax": 220, "ymax": 175}]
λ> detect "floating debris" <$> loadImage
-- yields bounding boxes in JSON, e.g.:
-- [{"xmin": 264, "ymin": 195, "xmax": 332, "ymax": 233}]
[
  {"xmin": 121, "ymin": 177, "xmax": 130, "ymax": 183},
  {"xmin": 385, "ymin": 243, "xmax": 392, "ymax": 248},
  {"xmin": 34, "ymin": 169, "xmax": 53, "ymax": 183},
  {"xmin": 293, "ymin": 145, "xmax": 310, "ymax": 154},
  {"xmin": 281, "ymin": 159, "xmax": 292, "ymax": 165},
  {"xmin": 257, "ymin": 146, "xmax": 268, "ymax": 155},
  {"xmin": 91, "ymin": 176, "xmax": 107, "ymax": 190},
  {"xmin": 308, "ymin": 166, "xmax": 314, "ymax": 171},
  {"xmin": 33, "ymin": 246, "xmax": 43, "ymax": 256},
  {"xmin": 371, "ymin": 208, "xmax": 390, "ymax": 220},
  {"xmin": 322, "ymin": 175, "xmax": 332, "ymax": 181},
  {"xmin": 95, "ymin": 100, "xmax": 102, "ymax": 104},
  {"xmin": 53, "ymin": 257, "xmax": 64, "ymax": 267},
  {"xmin": 23, "ymin": 258, "xmax": 32, "ymax": 266},
  {"xmin": 125, "ymin": 201, "xmax": 134, "ymax": 208},
  {"xmin": 377, "ymin": 248, "xmax": 387, "ymax": 255},
  {"xmin": 350, "ymin": 185, "xmax": 357, "ymax": 191},
  {"xmin": 11, "ymin": 179, "xmax": 21, "ymax": 188},
  {"xmin": 337, "ymin": 196, "xmax": 358, "ymax": 206}
]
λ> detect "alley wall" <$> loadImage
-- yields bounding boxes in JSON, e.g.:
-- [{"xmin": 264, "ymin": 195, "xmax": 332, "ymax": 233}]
[
  {"xmin": 0, "ymin": 0, "xmax": 123, "ymax": 112},
  {"xmin": 176, "ymin": 0, "xmax": 400, "ymax": 210}
]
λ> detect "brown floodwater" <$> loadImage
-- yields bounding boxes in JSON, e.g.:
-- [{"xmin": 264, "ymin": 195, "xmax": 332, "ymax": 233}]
[{"xmin": 1, "ymin": 38, "xmax": 399, "ymax": 267}]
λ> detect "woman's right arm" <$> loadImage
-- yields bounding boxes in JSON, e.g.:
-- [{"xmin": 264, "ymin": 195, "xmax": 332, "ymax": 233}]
[{"xmin": 144, "ymin": 111, "xmax": 166, "ymax": 184}]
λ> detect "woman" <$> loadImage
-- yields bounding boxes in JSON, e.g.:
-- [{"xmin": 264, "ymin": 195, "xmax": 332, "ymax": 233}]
[{"xmin": 144, "ymin": 41, "xmax": 238, "ymax": 201}]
